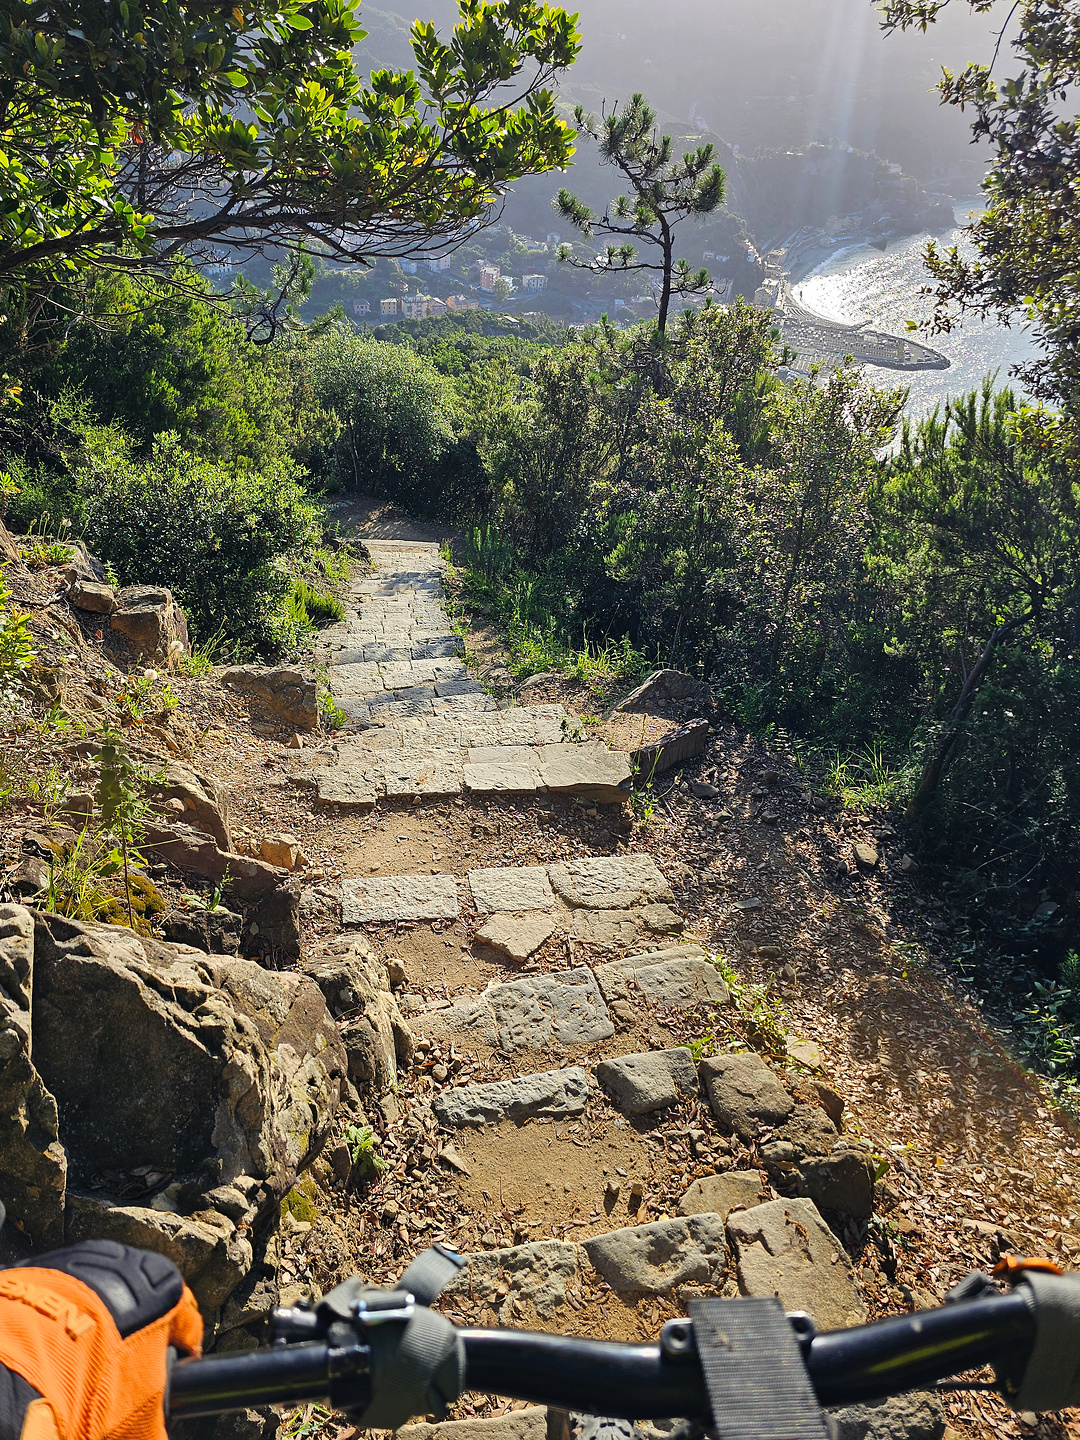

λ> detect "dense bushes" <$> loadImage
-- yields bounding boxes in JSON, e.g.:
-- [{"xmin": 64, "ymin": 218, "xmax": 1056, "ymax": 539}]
[{"xmin": 8, "ymin": 422, "xmax": 321, "ymax": 653}]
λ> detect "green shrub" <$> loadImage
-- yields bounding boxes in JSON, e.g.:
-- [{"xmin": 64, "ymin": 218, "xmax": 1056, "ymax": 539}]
[
  {"xmin": 68, "ymin": 431, "xmax": 320, "ymax": 653},
  {"xmin": 290, "ymin": 578, "xmax": 345, "ymax": 627}
]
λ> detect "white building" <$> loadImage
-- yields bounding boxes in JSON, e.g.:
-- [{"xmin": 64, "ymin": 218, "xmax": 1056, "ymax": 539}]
[
  {"xmin": 521, "ymin": 273, "xmax": 547, "ymax": 293},
  {"xmin": 426, "ymin": 256, "xmax": 452, "ymax": 273},
  {"xmin": 401, "ymin": 294, "xmax": 429, "ymax": 319}
]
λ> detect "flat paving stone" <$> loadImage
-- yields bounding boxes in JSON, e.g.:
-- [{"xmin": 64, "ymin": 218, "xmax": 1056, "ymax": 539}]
[
  {"xmin": 440, "ymin": 1239, "xmax": 584, "ymax": 1322},
  {"xmin": 315, "ymin": 774, "xmax": 377, "ymax": 809},
  {"xmin": 595, "ymin": 1046, "xmax": 697, "ymax": 1114},
  {"xmin": 727, "ymin": 1197, "xmax": 866, "ymax": 1329},
  {"xmin": 475, "ymin": 912, "xmax": 558, "ymax": 962},
  {"xmin": 463, "ymin": 759, "xmax": 540, "ymax": 795},
  {"xmin": 341, "ymin": 873, "xmax": 459, "ymax": 924},
  {"xmin": 583, "ymin": 1213, "xmax": 728, "ymax": 1294},
  {"xmin": 594, "ymin": 945, "xmax": 730, "ymax": 1010},
  {"xmin": 433, "ymin": 1066, "xmax": 589, "ymax": 1128},
  {"xmin": 417, "ymin": 969, "xmax": 614, "ymax": 1052},
  {"xmin": 568, "ymin": 909, "xmax": 641, "ymax": 950},
  {"xmin": 549, "ymin": 855, "xmax": 674, "ymax": 909},
  {"xmin": 678, "ymin": 1171, "xmax": 767, "ymax": 1218},
  {"xmin": 468, "ymin": 866, "xmax": 555, "ymax": 913},
  {"xmin": 488, "ymin": 967, "xmax": 613, "ymax": 1051},
  {"xmin": 537, "ymin": 743, "xmax": 632, "ymax": 803}
]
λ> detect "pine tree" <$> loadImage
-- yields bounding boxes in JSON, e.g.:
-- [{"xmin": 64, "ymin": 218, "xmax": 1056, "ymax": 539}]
[{"xmin": 554, "ymin": 93, "xmax": 726, "ymax": 335}]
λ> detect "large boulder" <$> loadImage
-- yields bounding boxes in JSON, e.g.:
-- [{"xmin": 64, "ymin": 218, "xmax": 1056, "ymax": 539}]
[
  {"xmin": 614, "ymin": 669, "xmax": 713, "ymax": 714},
  {"xmin": 109, "ymin": 586, "xmax": 189, "ymax": 665},
  {"xmin": 28, "ymin": 912, "xmax": 345, "ymax": 1201},
  {"xmin": 302, "ymin": 936, "xmax": 413, "ymax": 1094},
  {"xmin": 0, "ymin": 905, "xmax": 66, "ymax": 1247},
  {"xmin": 726, "ymin": 1197, "xmax": 866, "ymax": 1330},
  {"xmin": 698, "ymin": 1051, "xmax": 794, "ymax": 1137},
  {"xmin": 221, "ymin": 666, "xmax": 319, "ymax": 733}
]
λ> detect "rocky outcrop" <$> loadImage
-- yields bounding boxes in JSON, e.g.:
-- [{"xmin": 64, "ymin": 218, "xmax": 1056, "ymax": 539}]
[
  {"xmin": 141, "ymin": 822, "xmax": 299, "ymax": 959},
  {"xmin": 302, "ymin": 935, "xmax": 413, "ymax": 1095},
  {"xmin": 109, "ymin": 585, "xmax": 189, "ymax": 666},
  {"xmin": 614, "ymin": 669, "xmax": 714, "ymax": 714},
  {"xmin": 0, "ymin": 905, "xmax": 66, "ymax": 1247},
  {"xmin": 221, "ymin": 666, "xmax": 320, "ymax": 733},
  {"xmin": 143, "ymin": 759, "xmax": 233, "ymax": 851},
  {"xmin": 0, "ymin": 907, "xmax": 345, "ymax": 1313}
]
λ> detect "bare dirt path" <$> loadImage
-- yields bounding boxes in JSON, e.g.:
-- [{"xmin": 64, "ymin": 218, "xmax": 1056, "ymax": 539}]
[{"xmin": 195, "ymin": 514, "xmax": 1080, "ymax": 1440}]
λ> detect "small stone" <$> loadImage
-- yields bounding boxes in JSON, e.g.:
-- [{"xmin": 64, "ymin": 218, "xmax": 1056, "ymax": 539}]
[
  {"xmin": 162, "ymin": 797, "xmax": 186, "ymax": 817},
  {"xmin": 899, "ymin": 853, "xmax": 918, "ymax": 873},
  {"xmin": 678, "ymin": 1171, "xmax": 765, "ymax": 1218},
  {"xmin": 786, "ymin": 1036, "xmax": 823, "ymax": 1070},
  {"xmin": 640, "ymin": 903, "xmax": 684, "ymax": 933},
  {"xmin": 385, "ymin": 956, "xmax": 407, "ymax": 988},
  {"xmin": 699, "ymin": 1051, "xmax": 794, "ymax": 1137},
  {"xmin": 381, "ymin": 1199, "xmax": 400, "ymax": 1223},
  {"xmin": 853, "ymin": 842, "xmax": 879, "ymax": 871},
  {"xmin": 815, "ymin": 1083, "xmax": 845, "ymax": 1128},
  {"xmin": 70, "ymin": 579, "xmax": 117, "ymax": 614},
  {"xmin": 329, "ymin": 1143, "xmax": 352, "ymax": 1184},
  {"xmin": 287, "ymin": 733, "xmax": 304, "ymax": 749},
  {"xmin": 260, "ymin": 833, "xmax": 301, "ymax": 869},
  {"xmin": 476, "ymin": 912, "xmax": 558, "ymax": 962},
  {"xmin": 438, "ymin": 1144, "xmax": 471, "ymax": 1175},
  {"xmin": 12, "ymin": 856, "xmax": 49, "ymax": 897},
  {"xmin": 690, "ymin": 781, "xmax": 720, "ymax": 799},
  {"xmin": 605, "ymin": 1180, "xmax": 621, "ymax": 1199},
  {"xmin": 736, "ymin": 897, "xmax": 763, "ymax": 911},
  {"xmin": 755, "ymin": 944, "xmax": 782, "ymax": 959},
  {"xmin": 432, "ymin": 1063, "xmax": 449, "ymax": 1082},
  {"xmin": 596, "ymin": 1048, "xmax": 697, "ymax": 1115}
]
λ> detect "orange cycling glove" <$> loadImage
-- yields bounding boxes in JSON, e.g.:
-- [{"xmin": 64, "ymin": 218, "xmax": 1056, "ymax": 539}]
[{"xmin": 0, "ymin": 1239, "xmax": 203, "ymax": 1440}]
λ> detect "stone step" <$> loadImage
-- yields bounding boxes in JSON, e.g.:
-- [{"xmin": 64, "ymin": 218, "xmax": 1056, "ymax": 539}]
[
  {"xmin": 340, "ymin": 858, "xmax": 677, "ymax": 929},
  {"xmin": 317, "ymin": 732, "xmax": 632, "ymax": 805},
  {"xmin": 320, "ymin": 545, "xmax": 634, "ymax": 798},
  {"xmin": 433, "ymin": 1198, "xmax": 865, "ymax": 1328}
]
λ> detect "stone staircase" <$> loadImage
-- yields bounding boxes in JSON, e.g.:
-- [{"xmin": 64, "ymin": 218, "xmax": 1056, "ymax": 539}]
[
  {"xmin": 314, "ymin": 541, "xmax": 631, "ymax": 809},
  {"xmin": 318, "ymin": 537, "xmax": 881, "ymax": 1426}
]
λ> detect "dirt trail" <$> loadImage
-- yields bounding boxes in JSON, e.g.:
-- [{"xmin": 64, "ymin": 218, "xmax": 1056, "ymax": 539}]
[{"xmin": 203, "ymin": 510, "xmax": 1080, "ymax": 1440}]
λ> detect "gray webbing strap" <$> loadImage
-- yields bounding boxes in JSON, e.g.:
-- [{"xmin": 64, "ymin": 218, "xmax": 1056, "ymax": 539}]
[
  {"xmin": 688, "ymin": 1297, "xmax": 828, "ymax": 1440},
  {"xmin": 1013, "ymin": 1272, "xmax": 1080, "ymax": 1412},
  {"xmin": 358, "ymin": 1304, "xmax": 466, "ymax": 1429},
  {"xmin": 350, "ymin": 1246, "xmax": 468, "ymax": 1429},
  {"xmin": 399, "ymin": 1244, "xmax": 468, "ymax": 1306}
]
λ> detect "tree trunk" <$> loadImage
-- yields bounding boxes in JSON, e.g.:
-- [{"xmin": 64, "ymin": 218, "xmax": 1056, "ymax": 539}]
[
  {"xmin": 657, "ymin": 234, "xmax": 673, "ymax": 335},
  {"xmin": 905, "ymin": 615, "xmax": 1026, "ymax": 819}
]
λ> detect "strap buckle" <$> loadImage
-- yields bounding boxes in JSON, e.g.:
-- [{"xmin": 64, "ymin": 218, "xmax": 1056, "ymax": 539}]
[{"xmin": 354, "ymin": 1291, "xmax": 417, "ymax": 1328}]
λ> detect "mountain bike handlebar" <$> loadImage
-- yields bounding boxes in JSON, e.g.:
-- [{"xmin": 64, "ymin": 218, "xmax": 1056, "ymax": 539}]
[{"xmin": 167, "ymin": 1288, "xmax": 1037, "ymax": 1421}]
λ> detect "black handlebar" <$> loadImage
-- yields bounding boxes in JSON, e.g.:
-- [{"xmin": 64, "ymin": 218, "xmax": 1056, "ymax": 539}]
[{"xmin": 167, "ymin": 1289, "xmax": 1036, "ymax": 1422}]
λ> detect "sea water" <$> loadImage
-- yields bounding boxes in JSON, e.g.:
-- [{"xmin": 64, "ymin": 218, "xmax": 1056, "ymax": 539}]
[{"xmin": 792, "ymin": 200, "xmax": 1038, "ymax": 419}]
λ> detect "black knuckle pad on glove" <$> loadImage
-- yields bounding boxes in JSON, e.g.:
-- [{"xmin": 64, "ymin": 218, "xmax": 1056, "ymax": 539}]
[{"xmin": 14, "ymin": 1240, "xmax": 184, "ymax": 1338}]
